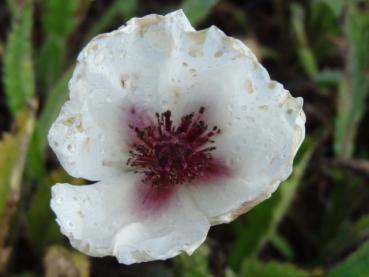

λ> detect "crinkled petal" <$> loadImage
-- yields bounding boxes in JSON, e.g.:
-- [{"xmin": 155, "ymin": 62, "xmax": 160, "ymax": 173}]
[
  {"xmin": 50, "ymin": 173, "xmax": 210, "ymax": 264},
  {"xmin": 49, "ymin": 10, "xmax": 306, "ymax": 261},
  {"xmin": 122, "ymin": 13, "xmax": 305, "ymax": 223},
  {"xmin": 48, "ymin": 10, "xmax": 197, "ymax": 180},
  {"xmin": 48, "ymin": 98, "xmax": 129, "ymax": 181}
]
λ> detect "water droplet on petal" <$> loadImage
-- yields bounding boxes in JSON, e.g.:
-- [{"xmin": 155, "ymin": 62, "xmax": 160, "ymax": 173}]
[{"xmin": 67, "ymin": 220, "xmax": 74, "ymax": 229}]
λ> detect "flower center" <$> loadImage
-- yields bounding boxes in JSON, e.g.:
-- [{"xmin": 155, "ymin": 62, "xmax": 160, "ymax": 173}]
[{"xmin": 127, "ymin": 107, "xmax": 221, "ymax": 190}]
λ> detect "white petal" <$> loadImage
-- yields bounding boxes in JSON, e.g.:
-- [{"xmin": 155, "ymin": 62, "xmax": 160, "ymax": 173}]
[
  {"xmin": 166, "ymin": 26, "xmax": 306, "ymax": 223},
  {"xmin": 49, "ymin": 9, "xmax": 305, "ymax": 243},
  {"xmin": 48, "ymin": 10, "xmax": 197, "ymax": 180},
  {"xmin": 73, "ymin": 9, "xmax": 195, "ymax": 112},
  {"xmin": 48, "ymin": 98, "xmax": 128, "ymax": 181},
  {"xmin": 188, "ymin": 177, "xmax": 282, "ymax": 225},
  {"xmin": 50, "ymin": 173, "xmax": 210, "ymax": 264}
]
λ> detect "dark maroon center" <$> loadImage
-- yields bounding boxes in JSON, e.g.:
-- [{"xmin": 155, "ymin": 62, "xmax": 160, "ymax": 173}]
[{"xmin": 127, "ymin": 107, "xmax": 225, "ymax": 190}]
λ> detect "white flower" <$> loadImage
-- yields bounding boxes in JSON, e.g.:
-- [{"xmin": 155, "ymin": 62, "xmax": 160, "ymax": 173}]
[{"xmin": 48, "ymin": 10, "xmax": 305, "ymax": 264}]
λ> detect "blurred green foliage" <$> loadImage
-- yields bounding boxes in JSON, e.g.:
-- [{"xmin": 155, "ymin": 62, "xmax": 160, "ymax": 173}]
[
  {"xmin": 1, "ymin": 0, "xmax": 369, "ymax": 276},
  {"xmin": 328, "ymin": 241, "xmax": 369, "ymax": 277},
  {"xmin": 4, "ymin": 0, "xmax": 34, "ymax": 115},
  {"xmin": 37, "ymin": 0, "xmax": 81, "ymax": 89},
  {"xmin": 334, "ymin": 2, "xmax": 369, "ymax": 159},
  {"xmin": 239, "ymin": 259, "xmax": 310, "ymax": 277},
  {"xmin": 174, "ymin": 244, "xmax": 211, "ymax": 277},
  {"xmin": 182, "ymin": 0, "xmax": 218, "ymax": 25}
]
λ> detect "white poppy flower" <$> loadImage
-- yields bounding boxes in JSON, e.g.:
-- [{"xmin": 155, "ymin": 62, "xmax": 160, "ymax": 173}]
[{"xmin": 48, "ymin": 10, "xmax": 305, "ymax": 264}]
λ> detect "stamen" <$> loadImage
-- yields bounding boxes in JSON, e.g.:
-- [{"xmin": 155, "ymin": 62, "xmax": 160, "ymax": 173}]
[{"xmin": 127, "ymin": 107, "xmax": 221, "ymax": 189}]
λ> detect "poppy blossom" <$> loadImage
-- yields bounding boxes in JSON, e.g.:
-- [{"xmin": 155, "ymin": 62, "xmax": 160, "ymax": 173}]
[{"xmin": 49, "ymin": 10, "xmax": 305, "ymax": 264}]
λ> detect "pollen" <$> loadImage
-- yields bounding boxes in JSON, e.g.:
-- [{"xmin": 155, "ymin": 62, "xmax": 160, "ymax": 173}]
[{"xmin": 127, "ymin": 107, "xmax": 221, "ymax": 190}]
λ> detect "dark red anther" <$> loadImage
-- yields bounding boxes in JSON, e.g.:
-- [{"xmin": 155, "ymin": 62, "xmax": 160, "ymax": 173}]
[{"xmin": 127, "ymin": 107, "xmax": 222, "ymax": 190}]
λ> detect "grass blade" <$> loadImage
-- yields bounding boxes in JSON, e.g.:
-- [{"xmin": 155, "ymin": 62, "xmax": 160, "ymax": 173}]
[
  {"xmin": 36, "ymin": 0, "xmax": 87, "ymax": 90},
  {"xmin": 290, "ymin": 3, "xmax": 318, "ymax": 78},
  {"xmin": 3, "ymin": 0, "xmax": 34, "ymax": 115},
  {"xmin": 334, "ymin": 3, "xmax": 369, "ymax": 158}
]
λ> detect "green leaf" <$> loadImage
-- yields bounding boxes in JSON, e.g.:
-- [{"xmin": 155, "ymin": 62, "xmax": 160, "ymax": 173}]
[
  {"xmin": 314, "ymin": 69, "xmax": 342, "ymax": 87},
  {"xmin": 37, "ymin": 0, "xmax": 82, "ymax": 89},
  {"xmin": 270, "ymin": 233, "xmax": 294, "ymax": 260},
  {"xmin": 173, "ymin": 244, "xmax": 211, "ymax": 277},
  {"xmin": 182, "ymin": 0, "xmax": 218, "ymax": 25},
  {"xmin": 334, "ymin": 3, "xmax": 369, "ymax": 158},
  {"xmin": 42, "ymin": 0, "xmax": 80, "ymax": 37},
  {"xmin": 319, "ymin": 165, "xmax": 369, "ymax": 262},
  {"xmin": 323, "ymin": 212, "xmax": 369, "ymax": 260},
  {"xmin": 290, "ymin": 3, "xmax": 318, "ymax": 78},
  {"xmin": 229, "ymin": 138, "xmax": 316, "ymax": 270},
  {"xmin": 316, "ymin": 0, "xmax": 344, "ymax": 17},
  {"xmin": 290, "ymin": 4, "xmax": 307, "ymax": 48},
  {"xmin": 3, "ymin": 0, "xmax": 35, "ymax": 115},
  {"xmin": 309, "ymin": 0, "xmax": 342, "ymax": 63},
  {"xmin": 328, "ymin": 241, "xmax": 369, "ymax": 277},
  {"xmin": 240, "ymin": 259, "xmax": 309, "ymax": 277},
  {"xmin": 297, "ymin": 47, "xmax": 319, "ymax": 78}
]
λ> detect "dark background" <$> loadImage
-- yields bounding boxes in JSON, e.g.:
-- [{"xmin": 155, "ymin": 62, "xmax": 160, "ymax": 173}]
[{"xmin": 0, "ymin": 0, "xmax": 369, "ymax": 276}]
